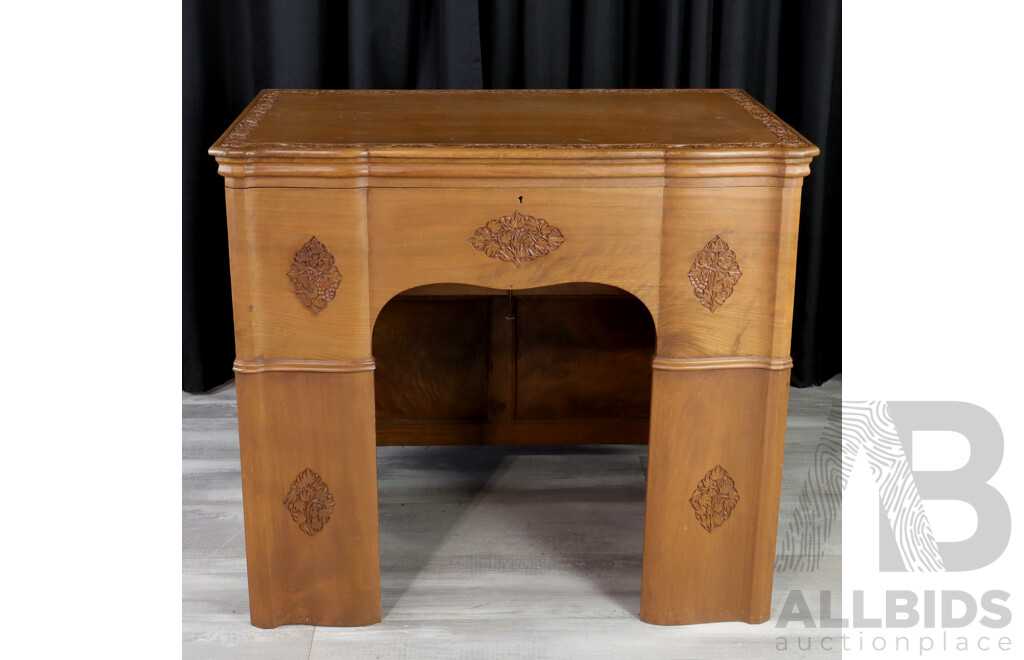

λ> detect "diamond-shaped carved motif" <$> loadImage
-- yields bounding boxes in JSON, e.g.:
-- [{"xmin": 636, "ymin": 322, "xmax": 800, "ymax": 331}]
[
  {"xmin": 283, "ymin": 468, "xmax": 336, "ymax": 536},
  {"xmin": 689, "ymin": 465, "xmax": 740, "ymax": 533},
  {"xmin": 288, "ymin": 236, "xmax": 343, "ymax": 316},
  {"xmin": 282, "ymin": 468, "xmax": 333, "ymax": 536},
  {"xmin": 687, "ymin": 236, "xmax": 742, "ymax": 312},
  {"xmin": 468, "ymin": 210, "xmax": 565, "ymax": 267}
]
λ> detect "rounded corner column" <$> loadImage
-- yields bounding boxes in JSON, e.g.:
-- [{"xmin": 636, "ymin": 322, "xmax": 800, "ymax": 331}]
[
  {"xmin": 234, "ymin": 359, "xmax": 382, "ymax": 628},
  {"xmin": 640, "ymin": 356, "xmax": 792, "ymax": 625}
]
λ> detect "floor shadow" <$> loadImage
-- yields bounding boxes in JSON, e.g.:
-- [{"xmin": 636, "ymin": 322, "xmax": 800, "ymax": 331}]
[
  {"xmin": 478, "ymin": 445, "xmax": 647, "ymax": 618},
  {"xmin": 377, "ymin": 445, "xmax": 508, "ymax": 618},
  {"xmin": 376, "ymin": 444, "xmax": 647, "ymax": 619}
]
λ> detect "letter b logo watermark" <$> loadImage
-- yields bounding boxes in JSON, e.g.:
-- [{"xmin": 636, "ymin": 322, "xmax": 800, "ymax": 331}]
[{"xmin": 844, "ymin": 401, "xmax": 1010, "ymax": 572}]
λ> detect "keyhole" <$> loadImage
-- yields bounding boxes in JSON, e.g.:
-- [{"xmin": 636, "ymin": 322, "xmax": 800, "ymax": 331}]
[{"xmin": 518, "ymin": 196, "xmax": 523, "ymax": 204}]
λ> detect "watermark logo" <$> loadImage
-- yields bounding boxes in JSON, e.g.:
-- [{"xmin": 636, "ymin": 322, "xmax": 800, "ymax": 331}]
[
  {"xmin": 848, "ymin": 401, "xmax": 1010, "ymax": 572},
  {"xmin": 776, "ymin": 401, "xmax": 1009, "ymax": 574},
  {"xmin": 773, "ymin": 401, "xmax": 1013, "ymax": 654}
]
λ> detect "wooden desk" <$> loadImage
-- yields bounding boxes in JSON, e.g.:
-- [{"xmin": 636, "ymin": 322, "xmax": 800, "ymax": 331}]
[{"xmin": 209, "ymin": 89, "xmax": 818, "ymax": 628}]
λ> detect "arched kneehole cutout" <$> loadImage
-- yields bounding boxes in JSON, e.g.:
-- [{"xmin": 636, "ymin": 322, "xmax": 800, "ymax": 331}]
[{"xmin": 371, "ymin": 283, "xmax": 657, "ymax": 446}]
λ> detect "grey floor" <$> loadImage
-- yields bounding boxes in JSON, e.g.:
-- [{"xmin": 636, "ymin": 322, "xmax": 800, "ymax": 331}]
[{"xmin": 184, "ymin": 375, "xmax": 841, "ymax": 659}]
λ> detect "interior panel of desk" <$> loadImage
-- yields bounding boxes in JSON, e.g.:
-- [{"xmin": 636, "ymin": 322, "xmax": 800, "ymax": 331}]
[{"xmin": 372, "ymin": 284, "xmax": 655, "ymax": 445}]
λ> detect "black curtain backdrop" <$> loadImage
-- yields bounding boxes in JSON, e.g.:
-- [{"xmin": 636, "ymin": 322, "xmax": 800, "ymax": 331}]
[{"xmin": 184, "ymin": 0, "xmax": 840, "ymax": 392}]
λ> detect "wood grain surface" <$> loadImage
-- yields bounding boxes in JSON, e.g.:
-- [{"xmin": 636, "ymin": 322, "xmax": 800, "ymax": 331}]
[
  {"xmin": 372, "ymin": 290, "xmax": 655, "ymax": 444},
  {"xmin": 183, "ymin": 376, "xmax": 843, "ymax": 659},
  {"xmin": 235, "ymin": 371, "xmax": 381, "ymax": 628},
  {"xmin": 211, "ymin": 89, "xmax": 819, "ymax": 629},
  {"xmin": 210, "ymin": 90, "xmax": 817, "ymax": 189},
  {"xmin": 366, "ymin": 187, "xmax": 664, "ymax": 326},
  {"xmin": 373, "ymin": 296, "xmax": 490, "ymax": 422},
  {"xmin": 641, "ymin": 367, "xmax": 791, "ymax": 624},
  {"xmin": 210, "ymin": 89, "xmax": 814, "ymax": 152}
]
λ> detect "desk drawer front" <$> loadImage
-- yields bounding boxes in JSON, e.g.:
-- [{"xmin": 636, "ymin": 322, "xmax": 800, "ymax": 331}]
[
  {"xmin": 367, "ymin": 187, "xmax": 663, "ymax": 322},
  {"xmin": 226, "ymin": 184, "xmax": 800, "ymax": 364}
]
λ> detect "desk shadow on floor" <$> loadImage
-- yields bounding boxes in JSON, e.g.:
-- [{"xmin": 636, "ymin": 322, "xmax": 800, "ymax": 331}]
[{"xmin": 376, "ymin": 445, "xmax": 647, "ymax": 620}]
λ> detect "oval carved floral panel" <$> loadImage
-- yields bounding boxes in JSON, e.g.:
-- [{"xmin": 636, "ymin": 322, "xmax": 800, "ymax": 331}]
[
  {"xmin": 283, "ymin": 468, "xmax": 336, "ymax": 536},
  {"xmin": 687, "ymin": 235, "xmax": 742, "ymax": 312},
  {"xmin": 288, "ymin": 236, "xmax": 343, "ymax": 316},
  {"xmin": 468, "ymin": 210, "xmax": 565, "ymax": 267},
  {"xmin": 689, "ymin": 465, "xmax": 740, "ymax": 533}
]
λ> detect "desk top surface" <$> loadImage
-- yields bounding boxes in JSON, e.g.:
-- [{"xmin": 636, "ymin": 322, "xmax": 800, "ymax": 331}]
[{"xmin": 210, "ymin": 89, "xmax": 815, "ymax": 158}]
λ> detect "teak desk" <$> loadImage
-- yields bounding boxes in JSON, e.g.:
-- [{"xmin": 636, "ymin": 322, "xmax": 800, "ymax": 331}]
[{"xmin": 209, "ymin": 89, "xmax": 818, "ymax": 628}]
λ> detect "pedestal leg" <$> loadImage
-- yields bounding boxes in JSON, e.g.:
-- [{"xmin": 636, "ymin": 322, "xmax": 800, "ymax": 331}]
[
  {"xmin": 640, "ymin": 365, "xmax": 790, "ymax": 625},
  {"xmin": 235, "ymin": 369, "xmax": 381, "ymax": 628}
]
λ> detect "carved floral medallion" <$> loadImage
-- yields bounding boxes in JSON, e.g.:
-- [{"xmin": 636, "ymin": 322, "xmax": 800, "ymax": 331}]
[
  {"xmin": 687, "ymin": 235, "xmax": 742, "ymax": 312},
  {"xmin": 689, "ymin": 465, "xmax": 740, "ymax": 533},
  {"xmin": 288, "ymin": 236, "xmax": 343, "ymax": 316},
  {"xmin": 283, "ymin": 468, "xmax": 336, "ymax": 536},
  {"xmin": 468, "ymin": 210, "xmax": 565, "ymax": 267}
]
